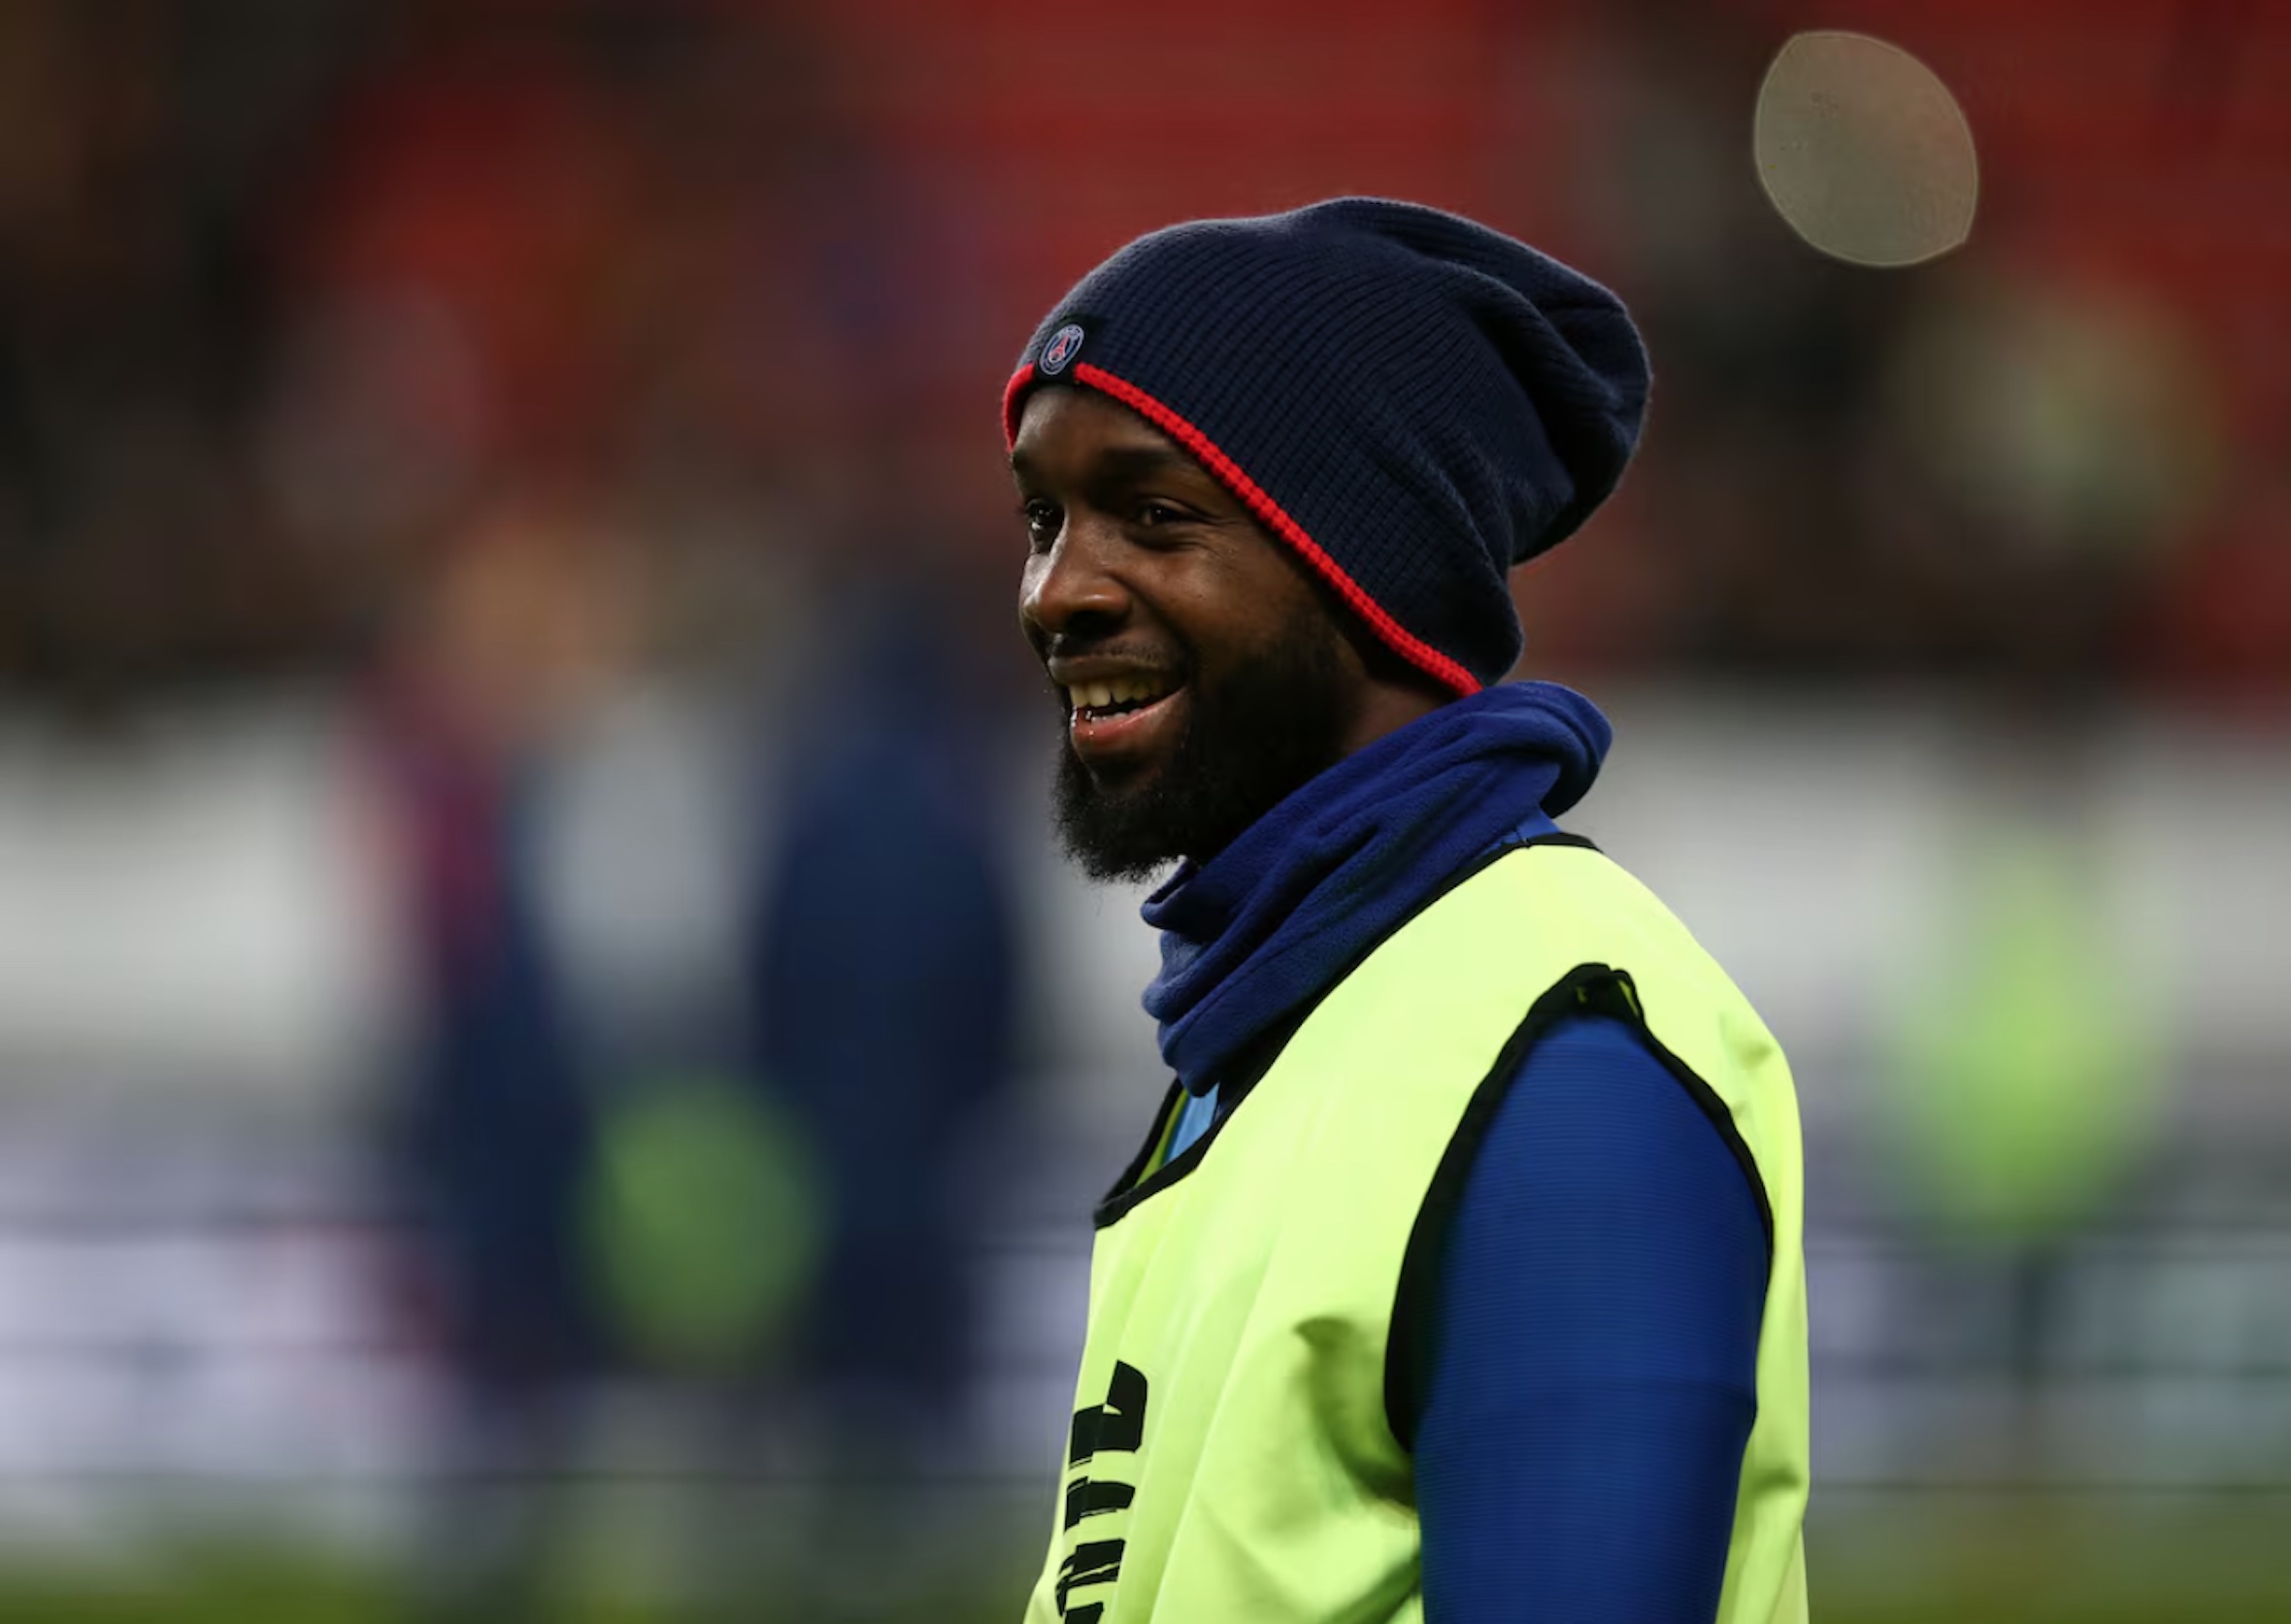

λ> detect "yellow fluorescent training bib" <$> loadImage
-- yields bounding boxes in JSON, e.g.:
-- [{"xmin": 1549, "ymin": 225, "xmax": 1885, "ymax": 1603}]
[{"xmin": 1024, "ymin": 839, "xmax": 1810, "ymax": 1624}]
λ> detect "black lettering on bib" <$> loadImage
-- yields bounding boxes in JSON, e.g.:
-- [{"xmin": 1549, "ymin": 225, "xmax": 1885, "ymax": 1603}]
[{"xmin": 1058, "ymin": 1361, "xmax": 1149, "ymax": 1617}]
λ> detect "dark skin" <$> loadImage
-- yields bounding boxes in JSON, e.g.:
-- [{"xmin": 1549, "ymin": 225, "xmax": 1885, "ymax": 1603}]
[{"xmin": 1013, "ymin": 387, "xmax": 1446, "ymax": 868}]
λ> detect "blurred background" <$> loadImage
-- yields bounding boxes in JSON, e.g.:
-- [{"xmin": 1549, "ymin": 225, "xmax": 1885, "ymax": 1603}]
[{"xmin": 0, "ymin": 0, "xmax": 2283, "ymax": 1618}]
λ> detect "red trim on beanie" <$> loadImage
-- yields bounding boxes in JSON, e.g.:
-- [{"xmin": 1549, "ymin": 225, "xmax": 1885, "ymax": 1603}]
[
  {"xmin": 1000, "ymin": 363, "xmax": 1037, "ymax": 447},
  {"xmin": 1002, "ymin": 360, "xmax": 1480, "ymax": 698}
]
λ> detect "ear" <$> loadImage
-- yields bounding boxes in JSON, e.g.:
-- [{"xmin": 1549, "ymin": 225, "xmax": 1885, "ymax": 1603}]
[{"xmin": 1328, "ymin": 588, "xmax": 1452, "ymax": 708}]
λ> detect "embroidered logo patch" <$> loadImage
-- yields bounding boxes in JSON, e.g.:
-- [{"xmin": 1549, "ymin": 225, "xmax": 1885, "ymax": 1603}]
[{"xmin": 1040, "ymin": 322, "xmax": 1086, "ymax": 376}]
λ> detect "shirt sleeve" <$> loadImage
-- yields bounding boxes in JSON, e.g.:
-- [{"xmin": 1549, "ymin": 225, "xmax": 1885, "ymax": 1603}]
[{"xmin": 1411, "ymin": 1012, "xmax": 1769, "ymax": 1624}]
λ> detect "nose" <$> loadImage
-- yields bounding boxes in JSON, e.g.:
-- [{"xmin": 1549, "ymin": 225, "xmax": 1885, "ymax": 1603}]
[{"xmin": 1019, "ymin": 519, "xmax": 1130, "ymax": 648}]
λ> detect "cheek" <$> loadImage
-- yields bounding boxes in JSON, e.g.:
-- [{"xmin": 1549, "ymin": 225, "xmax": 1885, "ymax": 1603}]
[{"xmin": 1204, "ymin": 558, "xmax": 1336, "ymax": 663}]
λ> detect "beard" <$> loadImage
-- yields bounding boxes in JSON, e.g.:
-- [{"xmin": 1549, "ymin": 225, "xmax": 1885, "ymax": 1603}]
[{"xmin": 1052, "ymin": 608, "xmax": 1357, "ymax": 883}]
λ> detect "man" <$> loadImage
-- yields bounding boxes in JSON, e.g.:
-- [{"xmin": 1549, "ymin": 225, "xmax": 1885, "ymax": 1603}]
[{"xmin": 1006, "ymin": 199, "xmax": 1808, "ymax": 1624}]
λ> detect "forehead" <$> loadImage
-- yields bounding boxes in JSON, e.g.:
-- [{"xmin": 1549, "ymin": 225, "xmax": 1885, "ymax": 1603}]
[{"xmin": 1010, "ymin": 386, "xmax": 1198, "ymax": 475}]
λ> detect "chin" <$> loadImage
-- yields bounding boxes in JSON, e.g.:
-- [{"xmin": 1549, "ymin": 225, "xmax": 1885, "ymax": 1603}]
[{"xmin": 1053, "ymin": 753, "xmax": 1191, "ymax": 880}]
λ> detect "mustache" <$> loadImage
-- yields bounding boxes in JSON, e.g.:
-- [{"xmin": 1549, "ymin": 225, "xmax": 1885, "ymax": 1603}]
[{"xmin": 1039, "ymin": 645, "xmax": 1191, "ymax": 698}]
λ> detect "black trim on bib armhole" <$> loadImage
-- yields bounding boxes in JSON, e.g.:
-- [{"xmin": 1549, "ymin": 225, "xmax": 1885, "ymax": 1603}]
[
  {"xmin": 1382, "ymin": 963, "xmax": 1776, "ymax": 1452},
  {"xmin": 1089, "ymin": 833, "xmax": 1605, "ymax": 1231}
]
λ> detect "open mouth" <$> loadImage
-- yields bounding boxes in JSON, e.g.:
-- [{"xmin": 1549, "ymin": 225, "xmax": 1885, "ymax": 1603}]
[
  {"xmin": 1065, "ymin": 675, "xmax": 1185, "ymax": 766},
  {"xmin": 1081, "ymin": 695, "xmax": 1155, "ymax": 718},
  {"xmin": 1065, "ymin": 671, "xmax": 1176, "ymax": 720}
]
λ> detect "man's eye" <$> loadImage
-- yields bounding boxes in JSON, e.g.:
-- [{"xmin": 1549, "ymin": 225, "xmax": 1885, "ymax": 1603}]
[
  {"xmin": 1136, "ymin": 500, "xmax": 1190, "ymax": 528},
  {"xmin": 1019, "ymin": 499, "xmax": 1061, "ymax": 548}
]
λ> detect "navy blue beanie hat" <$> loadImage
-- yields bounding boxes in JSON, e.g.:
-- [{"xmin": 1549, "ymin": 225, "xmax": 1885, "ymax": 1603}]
[{"xmin": 1003, "ymin": 198, "xmax": 1650, "ymax": 694}]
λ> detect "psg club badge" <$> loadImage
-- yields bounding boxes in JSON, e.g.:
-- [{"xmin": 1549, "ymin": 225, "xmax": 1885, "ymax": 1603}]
[{"xmin": 1040, "ymin": 322, "xmax": 1085, "ymax": 376}]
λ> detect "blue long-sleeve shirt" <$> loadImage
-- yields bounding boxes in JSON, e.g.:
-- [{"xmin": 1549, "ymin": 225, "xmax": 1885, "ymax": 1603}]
[{"xmin": 1412, "ymin": 1013, "xmax": 1766, "ymax": 1621}]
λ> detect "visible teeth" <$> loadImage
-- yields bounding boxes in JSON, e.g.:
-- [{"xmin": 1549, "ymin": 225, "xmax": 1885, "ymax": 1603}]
[{"xmin": 1066, "ymin": 678, "xmax": 1171, "ymax": 712}]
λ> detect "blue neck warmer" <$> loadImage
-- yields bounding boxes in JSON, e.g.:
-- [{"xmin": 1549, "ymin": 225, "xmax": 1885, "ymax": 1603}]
[{"xmin": 1140, "ymin": 680, "xmax": 1611, "ymax": 1094}]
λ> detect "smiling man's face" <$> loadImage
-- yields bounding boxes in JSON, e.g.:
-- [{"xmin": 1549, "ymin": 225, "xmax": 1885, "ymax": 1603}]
[{"xmin": 1013, "ymin": 387, "xmax": 1438, "ymax": 880}]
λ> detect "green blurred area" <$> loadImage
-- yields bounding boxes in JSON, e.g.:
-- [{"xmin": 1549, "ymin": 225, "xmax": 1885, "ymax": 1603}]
[
  {"xmin": 1879, "ymin": 829, "xmax": 2164, "ymax": 1247},
  {"xmin": 582, "ymin": 1076, "xmax": 826, "ymax": 1375}
]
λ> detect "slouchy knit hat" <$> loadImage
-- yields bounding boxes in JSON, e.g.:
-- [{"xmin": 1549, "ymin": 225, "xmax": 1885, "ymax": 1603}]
[{"xmin": 1002, "ymin": 198, "xmax": 1649, "ymax": 694}]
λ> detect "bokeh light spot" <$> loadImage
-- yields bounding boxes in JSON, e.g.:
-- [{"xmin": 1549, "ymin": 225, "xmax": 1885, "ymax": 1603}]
[{"xmin": 1754, "ymin": 30, "xmax": 1979, "ymax": 268}]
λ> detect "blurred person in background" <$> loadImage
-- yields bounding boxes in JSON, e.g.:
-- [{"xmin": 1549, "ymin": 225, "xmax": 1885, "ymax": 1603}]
[
  {"xmin": 364, "ymin": 491, "xmax": 635, "ymax": 1624},
  {"xmin": 1863, "ymin": 275, "xmax": 2204, "ymax": 1478},
  {"xmin": 746, "ymin": 572, "xmax": 1022, "ymax": 1609},
  {"xmin": 1003, "ymin": 200, "xmax": 1808, "ymax": 1624}
]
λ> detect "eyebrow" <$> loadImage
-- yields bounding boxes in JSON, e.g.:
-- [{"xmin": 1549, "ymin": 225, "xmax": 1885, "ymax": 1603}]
[{"xmin": 1009, "ymin": 443, "xmax": 1207, "ymax": 484}]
